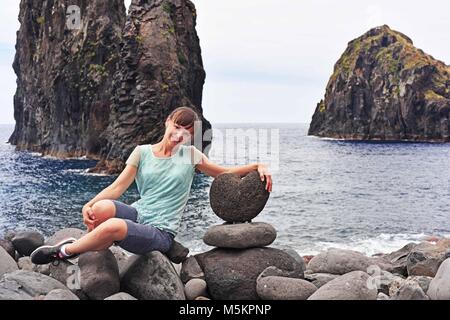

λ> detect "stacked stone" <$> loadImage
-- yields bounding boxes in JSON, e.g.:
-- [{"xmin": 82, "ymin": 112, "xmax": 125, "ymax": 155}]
[{"xmin": 181, "ymin": 171, "xmax": 310, "ymax": 300}]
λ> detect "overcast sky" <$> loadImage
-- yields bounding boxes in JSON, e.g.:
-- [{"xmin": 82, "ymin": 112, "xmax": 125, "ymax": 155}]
[{"xmin": 1, "ymin": 0, "xmax": 450, "ymax": 124}]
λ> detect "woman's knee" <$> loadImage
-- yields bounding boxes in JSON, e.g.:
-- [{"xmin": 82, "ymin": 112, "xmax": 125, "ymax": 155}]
[
  {"xmin": 91, "ymin": 200, "xmax": 116, "ymax": 223},
  {"xmin": 99, "ymin": 218, "xmax": 128, "ymax": 239}
]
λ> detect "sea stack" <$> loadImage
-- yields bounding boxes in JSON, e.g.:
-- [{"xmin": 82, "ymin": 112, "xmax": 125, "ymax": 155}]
[
  {"xmin": 308, "ymin": 25, "xmax": 450, "ymax": 142},
  {"xmin": 9, "ymin": 0, "xmax": 211, "ymax": 174}
]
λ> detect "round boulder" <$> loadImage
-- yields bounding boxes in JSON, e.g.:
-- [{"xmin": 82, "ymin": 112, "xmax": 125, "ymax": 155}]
[
  {"xmin": 45, "ymin": 228, "xmax": 86, "ymax": 245},
  {"xmin": 427, "ymin": 258, "xmax": 450, "ymax": 300},
  {"xmin": 307, "ymin": 248, "xmax": 374, "ymax": 275},
  {"xmin": 209, "ymin": 171, "xmax": 270, "ymax": 222},
  {"xmin": 308, "ymin": 271, "xmax": 377, "ymax": 300},
  {"xmin": 44, "ymin": 289, "xmax": 80, "ymax": 300},
  {"xmin": 256, "ymin": 276, "xmax": 317, "ymax": 300},
  {"xmin": 11, "ymin": 230, "xmax": 44, "ymax": 256},
  {"xmin": 0, "ymin": 239, "xmax": 15, "ymax": 259},
  {"xmin": 104, "ymin": 292, "xmax": 138, "ymax": 300},
  {"xmin": 184, "ymin": 278, "xmax": 208, "ymax": 300},
  {"xmin": 180, "ymin": 256, "xmax": 205, "ymax": 284},
  {"xmin": 195, "ymin": 247, "xmax": 304, "ymax": 300},
  {"xmin": 203, "ymin": 222, "xmax": 276, "ymax": 249}
]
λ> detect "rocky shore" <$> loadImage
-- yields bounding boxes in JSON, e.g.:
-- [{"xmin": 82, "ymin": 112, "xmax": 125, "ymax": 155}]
[{"xmin": 1, "ymin": 171, "xmax": 450, "ymax": 300}]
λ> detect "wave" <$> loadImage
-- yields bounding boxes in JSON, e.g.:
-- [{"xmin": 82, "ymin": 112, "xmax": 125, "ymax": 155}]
[
  {"xmin": 63, "ymin": 168, "xmax": 111, "ymax": 177},
  {"xmin": 296, "ymin": 232, "xmax": 442, "ymax": 257}
]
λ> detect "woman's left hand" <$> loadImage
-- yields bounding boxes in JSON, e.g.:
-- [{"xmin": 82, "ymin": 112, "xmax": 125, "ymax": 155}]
[{"xmin": 257, "ymin": 163, "xmax": 272, "ymax": 192}]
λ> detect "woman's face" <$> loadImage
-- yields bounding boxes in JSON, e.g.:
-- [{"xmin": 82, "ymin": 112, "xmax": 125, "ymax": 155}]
[{"xmin": 165, "ymin": 119, "xmax": 194, "ymax": 146}]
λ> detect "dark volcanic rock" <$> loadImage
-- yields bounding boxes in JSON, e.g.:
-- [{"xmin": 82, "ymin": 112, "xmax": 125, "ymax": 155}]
[
  {"xmin": 209, "ymin": 171, "xmax": 270, "ymax": 222},
  {"xmin": 309, "ymin": 25, "xmax": 450, "ymax": 142},
  {"xmin": 9, "ymin": 0, "xmax": 211, "ymax": 175},
  {"xmin": 195, "ymin": 247, "xmax": 304, "ymax": 300},
  {"xmin": 9, "ymin": 0, "xmax": 126, "ymax": 158},
  {"xmin": 203, "ymin": 222, "xmax": 276, "ymax": 249},
  {"xmin": 91, "ymin": 0, "xmax": 211, "ymax": 174},
  {"xmin": 11, "ymin": 231, "xmax": 44, "ymax": 256},
  {"xmin": 78, "ymin": 250, "xmax": 120, "ymax": 300}
]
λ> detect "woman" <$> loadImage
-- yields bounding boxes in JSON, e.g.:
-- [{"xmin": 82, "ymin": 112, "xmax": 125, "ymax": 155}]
[{"xmin": 31, "ymin": 107, "xmax": 272, "ymax": 264}]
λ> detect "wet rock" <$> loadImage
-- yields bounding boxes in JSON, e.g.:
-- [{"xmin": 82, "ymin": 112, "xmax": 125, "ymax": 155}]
[
  {"xmin": 203, "ymin": 222, "xmax": 276, "ymax": 249},
  {"xmin": 209, "ymin": 171, "xmax": 270, "ymax": 222},
  {"xmin": 121, "ymin": 251, "xmax": 185, "ymax": 300},
  {"xmin": 11, "ymin": 231, "xmax": 44, "ymax": 256},
  {"xmin": 308, "ymin": 271, "xmax": 377, "ymax": 300}
]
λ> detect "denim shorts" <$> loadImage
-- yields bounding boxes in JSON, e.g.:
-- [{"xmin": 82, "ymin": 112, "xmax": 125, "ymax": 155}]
[{"xmin": 111, "ymin": 200, "xmax": 174, "ymax": 255}]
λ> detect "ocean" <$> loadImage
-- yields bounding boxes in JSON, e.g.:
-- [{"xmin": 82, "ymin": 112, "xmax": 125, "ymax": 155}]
[{"xmin": 1, "ymin": 123, "xmax": 449, "ymax": 256}]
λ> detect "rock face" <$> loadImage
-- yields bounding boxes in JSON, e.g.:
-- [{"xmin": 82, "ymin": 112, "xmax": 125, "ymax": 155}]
[
  {"xmin": 195, "ymin": 247, "xmax": 304, "ymax": 300},
  {"xmin": 309, "ymin": 25, "xmax": 450, "ymax": 142},
  {"xmin": 9, "ymin": 0, "xmax": 126, "ymax": 158},
  {"xmin": 0, "ymin": 247, "xmax": 19, "ymax": 277},
  {"xmin": 427, "ymin": 258, "xmax": 450, "ymax": 300},
  {"xmin": 209, "ymin": 171, "xmax": 270, "ymax": 222},
  {"xmin": 9, "ymin": 0, "xmax": 211, "ymax": 174}
]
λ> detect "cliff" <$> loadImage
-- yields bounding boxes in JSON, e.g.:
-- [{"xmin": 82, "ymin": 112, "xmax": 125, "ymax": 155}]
[
  {"xmin": 308, "ymin": 25, "xmax": 450, "ymax": 142},
  {"xmin": 9, "ymin": 0, "xmax": 211, "ymax": 174}
]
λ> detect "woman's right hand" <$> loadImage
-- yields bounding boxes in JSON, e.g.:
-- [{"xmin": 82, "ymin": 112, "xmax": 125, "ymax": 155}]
[{"xmin": 82, "ymin": 205, "xmax": 96, "ymax": 232}]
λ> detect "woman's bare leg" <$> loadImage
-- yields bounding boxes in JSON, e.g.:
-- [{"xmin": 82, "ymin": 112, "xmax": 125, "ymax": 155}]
[
  {"xmin": 64, "ymin": 218, "xmax": 127, "ymax": 255},
  {"xmin": 90, "ymin": 199, "xmax": 117, "ymax": 229}
]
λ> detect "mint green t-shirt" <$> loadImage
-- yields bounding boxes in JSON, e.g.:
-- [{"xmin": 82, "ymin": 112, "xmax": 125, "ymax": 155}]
[{"xmin": 125, "ymin": 144, "xmax": 203, "ymax": 236}]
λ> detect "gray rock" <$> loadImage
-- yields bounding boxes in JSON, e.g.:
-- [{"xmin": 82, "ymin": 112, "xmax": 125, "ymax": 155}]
[
  {"xmin": 304, "ymin": 273, "xmax": 340, "ymax": 288},
  {"xmin": 209, "ymin": 171, "xmax": 270, "ymax": 222},
  {"xmin": 180, "ymin": 256, "xmax": 205, "ymax": 284},
  {"xmin": 45, "ymin": 228, "xmax": 86, "ymax": 245},
  {"xmin": 104, "ymin": 292, "xmax": 137, "ymax": 300},
  {"xmin": 203, "ymin": 222, "xmax": 276, "ymax": 249},
  {"xmin": 283, "ymin": 248, "xmax": 307, "ymax": 273},
  {"xmin": 184, "ymin": 278, "xmax": 208, "ymax": 300},
  {"xmin": 44, "ymin": 289, "xmax": 80, "ymax": 300},
  {"xmin": 195, "ymin": 247, "xmax": 304, "ymax": 300},
  {"xmin": 78, "ymin": 250, "xmax": 120, "ymax": 300},
  {"xmin": 381, "ymin": 242, "xmax": 417, "ymax": 276},
  {"xmin": 3, "ymin": 231, "xmax": 16, "ymax": 242},
  {"xmin": 0, "ymin": 246, "xmax": 18, "ymax": 277},
  {"xmin": 109, "ymin": 245, "xmax": 132, "ymax": 276},
  {"xmin": 308, "ymin": 271, "xmax": 377, "ymax": 300},
  {"xmin": 34, "ymin": 264, "xmax": 51, "ymax": 276},
  {"xmin": 0, "ymin": 239, "xmax": 15, "ymax": 259},
  {"xmin": 408, "ymin": 276, "xmax": 433, "ymax": 294},
  {"xmin": 427, "ymin": 258, "xmax": 450, "ymax": 300},
  {"xmin": 366, "ymin": 270, "xmax": 405, "ymax": 296},
  {"xmin": 257, "ymin": 276, "xmax": 317, "ymax": 300},
  {"xmin": 391, "ymin": 279, "xmax": 429, "ymax": 300},
  {"xmin": 259, "ymin": 266, "xmax": 305, "ymax": 279},
  {"xmin": 0, "ymin": 270, "xmax": 68, "ymax": 298},
  {"xmin": 11, "ymin": 231, "xmax": 44, "ymax": 256},
  {"xmin": 17, "ymin": 257, "xmax": 33, "ymax": 271},
  {"xmin": 121, "ymin": 251, "xmax": 185, "ymax": 300},
  {"xmin": 406, "ymin": 240, "xmax": 450, "ymax": 277},
  {"xmin": 307, "ymin": 248, "xmax": 374, "ymax": 275},
  {"xmin": 165, "ymin": 240, "xmax": 189, "ymax": 264},
  {"xmin": 49, "ymin": 260, "xmax": 77, "ymax": 290}
]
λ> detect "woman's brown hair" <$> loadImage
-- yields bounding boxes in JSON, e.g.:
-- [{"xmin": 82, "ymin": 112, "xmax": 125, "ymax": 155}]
[{"xmin": 167, "ymin": 107, "xmax": 199, "ymax": 130}]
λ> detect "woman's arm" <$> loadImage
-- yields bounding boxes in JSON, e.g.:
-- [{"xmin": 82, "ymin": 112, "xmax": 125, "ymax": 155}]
[{"xmin": 195, "ymin": 153, "xmax": 272, "ymax": 192}]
